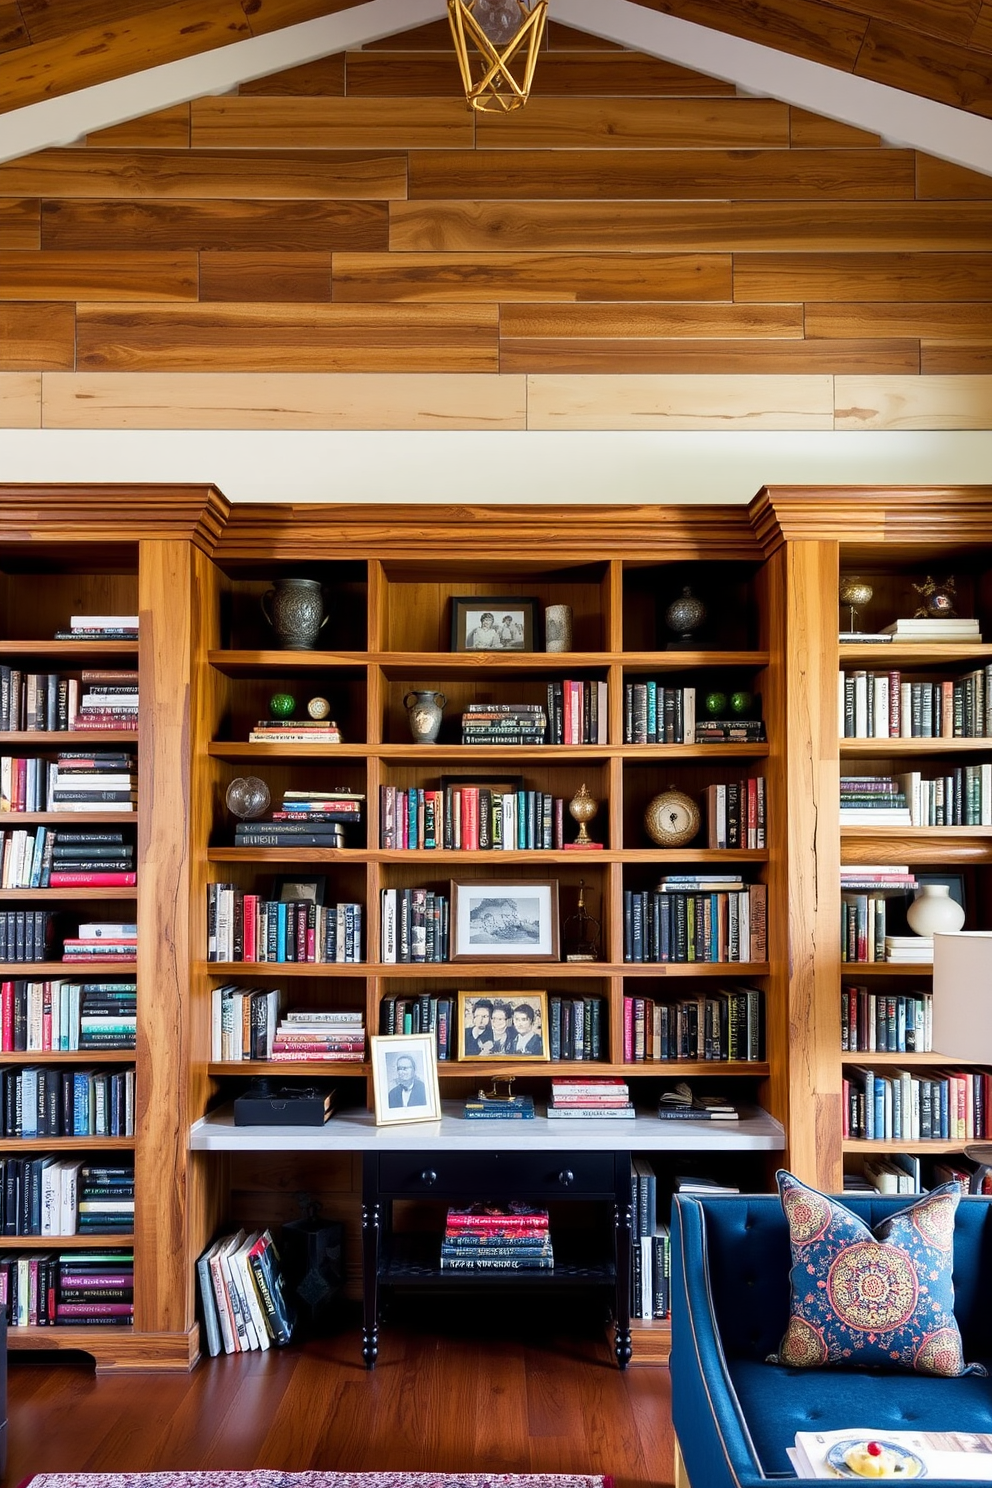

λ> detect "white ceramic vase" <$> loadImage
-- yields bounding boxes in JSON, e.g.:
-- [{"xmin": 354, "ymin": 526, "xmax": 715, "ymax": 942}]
[{"xmin": 906, "ymin": 883, "xmax": 965, "ymax": 936}]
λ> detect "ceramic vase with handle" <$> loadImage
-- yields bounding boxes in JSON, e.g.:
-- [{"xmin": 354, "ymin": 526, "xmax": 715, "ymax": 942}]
[
  {"xmin": 261, "ymin": 577, "xmax": 329, "ymax": 650},
  {"xmin": 405, "ymin": 690, "xmax": 447, "ymax": 744},
  {"xmin": 906, "ymin": 883, "xmax": 965, "ymax": 936}
]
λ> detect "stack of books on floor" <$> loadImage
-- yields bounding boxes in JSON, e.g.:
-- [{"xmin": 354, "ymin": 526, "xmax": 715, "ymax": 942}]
[
  {"xmin": 71, "ymin": 673, "xmax": 139, "ymax": 732},
  {"xmin": 460, "ymin": 702, "xmax": 548, "ymax": 746},
  {"xmin": 546, "ymin": 1076, "xmax": 634, "ymax": 1118},
  {"xmin": 881, "ymin": 616, "xmax": 982, "ymax": 642},
  {"xmin": 61, "ymin": 921, "xmax": 137, "ymax": 963},
  {"xmin": 1, "ymin": 1247, "xmax": 134, "ymax": 1327},
  {"xmin": 55, "ymin": 615, "xmax": 139, "ymax": 641},
  {"xmin": 440, "ymin": 1203, "xmax": 553, "ymax": 1270},
  {"xmin": 197, "ymin": 1228, "xmax": 295, "ymax": 1355},
  {"xmin": 657, "ymin": 1082, "xmax": 739, "ymax": 1121},
  {"xmin": 247, "ymin": 717, "xmax": 343, "ymax": 743},
  {"xmin": 630, "ymin": 1157, "xmax": 670, "ymax": 1320},
  {"xmin": 52, "ymin": 749, "xmax": 137, "ymax": 810},
  {"xmin": 884, "ymin": 934, "xmax": 932, "ymax": 964},
  {"xmin": 839, "ymin": 775, "xmax": 911, "ymax": 825},
  {"xmin": 269, "ymin": 1006, "xmax": 365, "ymax": 1063},
  {"xmin": 234, "ymin": 788, "xmax": 363, "ymax": 848}
]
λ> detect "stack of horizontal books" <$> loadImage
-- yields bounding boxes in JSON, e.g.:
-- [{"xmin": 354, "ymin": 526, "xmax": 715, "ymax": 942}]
[
  {"xmin": 881, "ymin": 616, "xmax": 982, "ymax": 642},
  {"xmin": 547, "ymin": 1076, "xmax": 634, "ymax": 1118},
  {"xmin": 440, "ymin": 1203, "xmax": 553, "ymax": 1270},
  {"xmin": 55, "ymin": 615, "xmax": 139, "ymax": 641},
  {"xmin": 695, "ymin": 717, "xmax": 765, "ymax": 743},
  {"xmin": 270, "ymin": 1006, "xmax": 365, "ymax": 1063},
  {"xmin": 884, "ymin": 934, "xmax": 933, "ymax": 964},
  {"xmin": 71, "ymin": 672, "xmax": 138, "ymax": 732},
  {"xmin": 657, "ymin": 1083, "xmax": 739, "ymax": 1121},
  {"xmin": 839, "ymin": 775, "xmax": 911, "ymax": 825},
  {"xmin": 460, "ymin": 702, "xmax": 547, "ymax": 746},
  {"xmin": 234, "ymin": 789, "xmax": 363, "ymax": 848},
  {"xmin": 462, "ymin": 1091, "xmax": 535, "ymax": 1119},
  {"xmin": 52, "ymin": 750, "xmax": 137, "ymax": 811},
  {"xmin": 248, "ymin": 718, "xmax": 342, "ymax": 744},
  {"xmin": 61, "ymin": 921, "xmax": 137, "ymax": 963}
]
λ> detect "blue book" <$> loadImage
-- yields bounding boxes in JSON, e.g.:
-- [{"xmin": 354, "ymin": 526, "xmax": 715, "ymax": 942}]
[
  {"xmin": 517, "ymin": 791, "xmax": 527, "ymax": 850},
  {"xmin": 275, "ymin": 902, "xmax": 288, "ymax": 962},
  {"xmin": 646, "ymin": 681, "xmax": 658, "ymax": 743}
]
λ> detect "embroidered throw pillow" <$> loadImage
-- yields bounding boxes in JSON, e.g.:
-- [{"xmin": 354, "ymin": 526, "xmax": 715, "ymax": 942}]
[{"xmin": 771, "ymin": 1170, "xmax": 977, "ymax": 1376}]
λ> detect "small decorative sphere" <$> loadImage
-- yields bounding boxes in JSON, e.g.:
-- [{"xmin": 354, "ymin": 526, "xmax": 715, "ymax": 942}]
[
  {"xmin": 269, "ymin": 692, "xmax": 295, "ymax": 718},
  {"xmin": 729, "ymin": 690, "xmax": 753, "ymax": 716},
  {"xmin": 704, "ymin": 691, "xmax": 727, "ymax": 717},
  {"xmin": 225, "ymin": 776, "xmax": 271, "ymax": 820},
  {"xmin": 307, "ymin": 695, "xmax": 331, "ymax": 720},
  {"xmin": 664, "ymin": 585, "xmax": 706, "ymax": 640}
]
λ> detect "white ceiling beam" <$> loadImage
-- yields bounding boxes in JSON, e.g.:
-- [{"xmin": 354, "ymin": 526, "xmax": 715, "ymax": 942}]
[
  {"xmin": 0, "ymin": 0, "xmax": 446, "ymax": 163},
  {"xmin": 556, "ymin": 0, "xmax": 992, "ymax": 176}
]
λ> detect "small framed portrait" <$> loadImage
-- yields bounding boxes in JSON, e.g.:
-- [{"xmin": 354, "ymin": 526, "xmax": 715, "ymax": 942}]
[
  {"xmin": 370, "ymin": 1034, "xmax": 442, "ymax": 1126},
  {"xmin": 450, "ymin": 879, "xmax": 560, "ymax": 962},
  {"xmin": 459, "ymin": 990, "xmax": 549, "ymax": 1061},
  {"xmin": 451, "ymin": 596, "xmax": 539, "ymax": 653}
]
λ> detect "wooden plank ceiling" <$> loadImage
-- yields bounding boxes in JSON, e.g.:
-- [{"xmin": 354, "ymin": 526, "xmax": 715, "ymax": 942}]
[
  {"xmin": 1, "ymin": 0, "xmax": 991, "ymax": 119},
  {"xmin": 1, "ymin": 17, "xmax": 991, "ymax": 433}
]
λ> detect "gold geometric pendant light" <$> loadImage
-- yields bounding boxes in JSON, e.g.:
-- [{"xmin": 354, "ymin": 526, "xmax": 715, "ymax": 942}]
[{"xmin": 447, "ymin": 0, "xmax": 549, "ymax": 112}]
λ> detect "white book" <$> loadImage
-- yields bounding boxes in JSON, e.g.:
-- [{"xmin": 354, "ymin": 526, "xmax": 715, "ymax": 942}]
[
  {"xmin": 380, "ymin": 888, "xmax": 397, "ymax": 963},
  {"xmin": 233, "ymin": 1231, "xmax": 270, "ymax": 1351},
  {"xmin": 220, "ymin": 1236, "xmax": 253, "ymax": 1352},
  {"xmin": 60, "ymin": 1159, "xmax": 82, "ymax": 1235},
  {"xmin": 77, "ymin": 923, "xmax": 138, "ymax": 938},
  {"xmin": 70, "ymin": 615, "xmax": 139, "ymax": 629},
  {"xmin": 873, "ymin": 673, "xmax": 889, "ymax": 738},
  {"xmin": 196, "ymin": 1239, "xmax": 224, "ymax": 1358}
]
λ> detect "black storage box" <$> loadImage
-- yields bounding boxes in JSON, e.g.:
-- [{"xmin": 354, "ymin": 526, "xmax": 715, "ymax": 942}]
[{"xmin": 234, "ymin": 1080, "xmax": 334, "ymax": 1126}]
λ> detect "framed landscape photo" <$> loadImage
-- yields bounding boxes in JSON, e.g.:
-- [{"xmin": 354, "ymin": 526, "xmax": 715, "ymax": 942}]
[
  {"xmin": 450, "ymin": 879, "xmax": 560, "ymax": 962},
  {"xmin": 370, "ymin": 1033, "xmax": 442, "ymax": 1125},
  {"xmin": 451, "ymin": 596, "xmax": 539, "ymax": 653},
  {"xmin": 459, "ymin": 990, "xmax": 550, "ymax": 1060}
]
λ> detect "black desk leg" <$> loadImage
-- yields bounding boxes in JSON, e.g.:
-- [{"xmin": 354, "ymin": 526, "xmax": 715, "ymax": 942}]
[
  {"xmin": 613, "ymin": 1191, "xmax": 633, "ymax": 1369},
  {"xmin": 361, "ymin": 1190, "xmax": 381, "ymax": 1369}
]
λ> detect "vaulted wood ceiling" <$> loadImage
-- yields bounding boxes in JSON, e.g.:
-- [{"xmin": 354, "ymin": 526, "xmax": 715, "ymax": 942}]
[{"xmin": 1, "ymin": 0, "xmax": 991, "ymax": 122}]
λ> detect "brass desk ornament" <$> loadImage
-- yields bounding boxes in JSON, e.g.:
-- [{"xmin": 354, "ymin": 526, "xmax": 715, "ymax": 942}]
[
  {"xmin": 564, "ymin": 879, "xmax": 602, "ymax": 963},
  {"xmin": 568, "ymin": 782, "xmax": 601, "ymax": 848}
]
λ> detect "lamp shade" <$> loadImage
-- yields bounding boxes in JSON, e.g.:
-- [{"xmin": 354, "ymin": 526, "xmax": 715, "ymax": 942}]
[{"xmin": 932, "ymin": 931, "xmax": 992, "ymax": 1061}]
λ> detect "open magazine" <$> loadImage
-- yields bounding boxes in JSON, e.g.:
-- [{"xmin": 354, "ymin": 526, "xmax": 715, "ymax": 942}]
[{"xmin": 791, "ymin": 1428, "xmax": 992, "ymax": 1480}]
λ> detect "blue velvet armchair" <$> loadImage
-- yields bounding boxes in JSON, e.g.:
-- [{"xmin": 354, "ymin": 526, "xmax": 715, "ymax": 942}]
[{"xmin": 670, "ymin": 1192, "xmax": 992, "ymax": 1487}]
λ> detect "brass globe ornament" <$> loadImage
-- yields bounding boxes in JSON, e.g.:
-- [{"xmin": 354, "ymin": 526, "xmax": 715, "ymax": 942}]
[
  {"xmin": 568, "ymin": 782, "xmax": 600, "ymax": 848},
  {"xmin": 838, "ymin": 575, "xmax": 874, "ymax": 634}
]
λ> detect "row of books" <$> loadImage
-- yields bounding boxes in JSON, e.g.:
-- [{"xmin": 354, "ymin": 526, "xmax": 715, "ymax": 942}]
[
  {"xmin": 843, "ymin": 1067, "xmax": 992, "ymax": 1142},
  {"xmin": 0, "ymin": 667, "xmax": 138, "ymax": 733},
  {"xmin": 380, "ymin": 887, "xmax": 450, "ymax": 963},
  {"xmin": 1, "ymin": 1247, "xmax": 134, "ymax": 1328},
  {"xmin": 0, "ymin": 827, "xmax": 136, "ymax": 889},
  {"xmin": 0, "ymin": 1159, "xmax": 133, "ymax": 1237},
  {"xmin": 1, "ymin": 979, "xmax": 136, "ymax": 1052},
  {"xmin": 841, "ymin": 984, "xmax": 933, "ymax": 1053},
  {"xmin": 1, "ymin": 1065, "xmax": 135, "ymax": 1138},
  {"xmin": 630, "ymin": 1157, "xmax": 670, "ymax": 1319},
  {"xmin": 1, "ymin": 750, "xmax": 136, "ymax": 813},
  {"xmin": 210, "ymin": 993, "xmax": 365, "ymax": 1064},
  {"xmin": 898, "ymin": 766, "xmax": 992, "ymax": 827},
  {"xmin": 623, "ymin": 987, "xmax": 764, "ymax": 1063},
  {"xmin": 547, "ymin": 682, "xmax": 609, "ymax": 745},
  {"xmin": 549, "ymin": 1077, "xmax": 632, "ymax": 1119},
  {"xmin": 0, "ymin": 908, "xmax": 55, "ymax": 962},
  {"xmin": 841, "ymin": 892, "xmax": 892, "ymax": 963},
  {"xmin": 440, "ymin": 1204, "xmax": 552, "ymax": 1271},
  {"xmin": 839, "ymin": 666, "xmax": 992, "ymax": 739},
  {"xmin": 206, "ymin": 886, "xmax": 364, "ymax": 963},
  {"xmin": 548, "ymin": 996, "xmax": 604, "ymax": 1061},
  {"xmin": 55, "ymin": 615, "xmax": 139, "ymax": 640},
  {"xmin": 197, "ymin": 1228, "xmax": 294, "ymax": 1354},
  {"xmin": 380, "ymin": 785, "xmax": 571, "ymax": 851},
  {"xmin": 623, "ymin": 879, "xmax": 768, "ymax": 964},
  {"xmin": 624, "ymin": 683, "xmax": 697, "ymax": 744},
  {"xmin": 702, "ymin": 778, "xmax": 766, "ymax": 850}
]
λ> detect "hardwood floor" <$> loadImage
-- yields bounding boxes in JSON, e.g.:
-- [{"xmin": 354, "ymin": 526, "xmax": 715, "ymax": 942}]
[{"xmin": 7, "ymin": 1301, "xmax": 674, "ymax": 1487}]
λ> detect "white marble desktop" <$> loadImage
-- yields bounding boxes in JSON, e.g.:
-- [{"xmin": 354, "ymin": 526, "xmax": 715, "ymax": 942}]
[{"xmin": 189, "ymin": 1100, "xmax": 785, "ymax": 1153}]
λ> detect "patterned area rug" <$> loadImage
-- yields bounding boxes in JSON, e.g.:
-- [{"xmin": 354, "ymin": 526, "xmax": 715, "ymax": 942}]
[{"xmin": 22, "ymin": 1476, "xmax": 611, "ymax": 1488}]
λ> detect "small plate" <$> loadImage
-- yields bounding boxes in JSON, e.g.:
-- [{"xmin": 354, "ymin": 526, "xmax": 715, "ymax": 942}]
[{"xmin": 825, "ymin": 1439, "xmax": 927, "ymax": 1479}]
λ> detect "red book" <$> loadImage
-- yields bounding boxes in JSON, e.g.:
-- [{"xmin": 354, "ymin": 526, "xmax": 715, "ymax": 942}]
[
  {"xmin": 551, "ymin": 1095, "xmax": 631, "ymax": 1106},
  {"xmin": 623, "ymin": 996, "xmax": 634, "ymax": 1063},
  {"xmin": 42, "ymin": 980, "xmax": 53, "ymax": 1051},
  {"xmin": 1, "ymin": 981, "xmax": 12, "ymax": 1050},
  {"xmin": 461, "ymin": 788, "xmax": 479, "ymax": 851},
  {"xmin": 49, "ymin": 871, "xmax": 137, "ymax": 887},
  {"xmin": 242, "ymin": 894, "xmax": 258, "ymax": 963}
]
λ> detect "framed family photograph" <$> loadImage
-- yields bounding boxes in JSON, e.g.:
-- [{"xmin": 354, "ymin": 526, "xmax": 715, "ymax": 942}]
[
  {"xmin": 450, "ymin": 596, "xmax": 539, "ymax": 653},
  {"xmin": 450, "ymin": 879, "xmax": 560, "ymax": 962},
  {"xmin": 370, "ymin": 1033, "xmax": 442, "ymax": 1125},
  {"xmin": 458, "ymin": 991, "xmax": 550, "ymax": 1061}
]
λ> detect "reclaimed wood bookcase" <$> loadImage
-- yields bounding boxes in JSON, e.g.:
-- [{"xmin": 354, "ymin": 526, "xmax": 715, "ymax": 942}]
[{"xmin": 3, "ymin": 484, "xmax": 988, "ymax": 1371}]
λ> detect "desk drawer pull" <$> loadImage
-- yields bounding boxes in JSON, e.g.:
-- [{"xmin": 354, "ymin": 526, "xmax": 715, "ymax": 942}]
[
  {"xmin": 420, "ymin": 1169, "xmax": 438, "ymax": 1186},
  {"xmin": 558, "ymin": 1169, "xmax": 574, "ymax": 1187}
]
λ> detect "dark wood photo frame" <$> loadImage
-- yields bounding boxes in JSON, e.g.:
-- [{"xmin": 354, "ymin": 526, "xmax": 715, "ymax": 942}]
[
  {"xmin": 450, "ymin": 879, "xmax": 560, "ymax": 962},
  {"xmin": 450, "ymin": 596, "xmax": 539, "ymax": 653}
]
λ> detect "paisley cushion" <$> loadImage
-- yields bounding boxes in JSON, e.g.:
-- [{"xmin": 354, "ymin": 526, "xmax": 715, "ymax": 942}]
[{"xmin": 771, "ymin": 1170, "xmax": 979, "ymax": 1376}]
